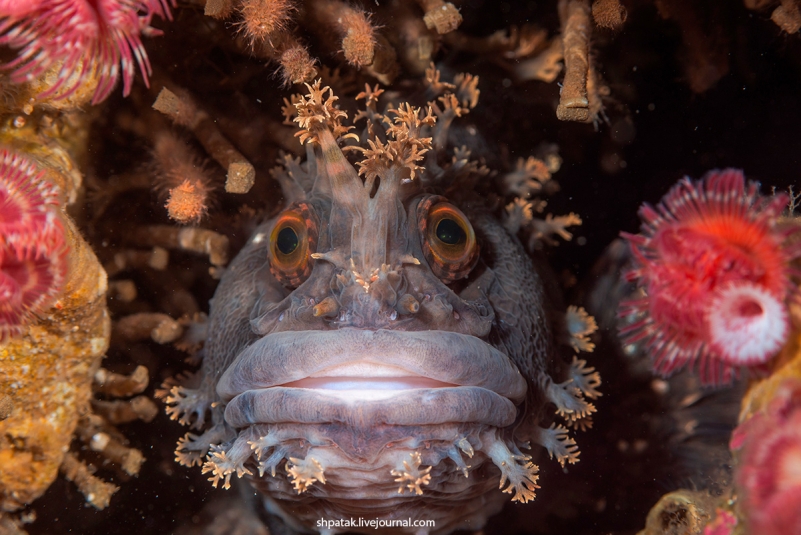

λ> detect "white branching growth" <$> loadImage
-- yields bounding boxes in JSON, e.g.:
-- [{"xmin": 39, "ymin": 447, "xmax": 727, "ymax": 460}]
[
  {"xmin": 529, "ymin": 212, "xmax": 583, "ymax": 245},
  {"xmin": 158, "ymin": 373, "xmax": 210, "ymax": 428},
  {"xmin": 445, "ymin": 437, "xmax": 476, "ymax": 478},
  {"xmin": 533, "ymin": 424, "xmax": 580, "ymax": 466},
  {"xmin": 497, "ymin": 144, "xmax": 581, "ymax": 250},
  {"xmin": 425, "ymin": 63, "xmax": 456, "ymax": 95},
  {"xmin": 449, "ymin": 146, "xmax": 490, "ymax": 182},
  {"xmin": 504, "ymin": 198, "xmax": 535, "ymax": 234},
  {"xmin": 269, "ymin": 152, "xmax": 310, "ymax": 204},
  {"xmin": 546, "ymin": 376, "xmax": 597, "ymax": 431},
  {"xmin": 391, "ymin": 452, "xmax": 432, "ymax": 495},
  {"xmin": 287, "ymin": 456, "xmax": 327, "ymax": 493},
  {"xmin": 565, "ymin": 305, "xmax": 598, "ymax": 353},
  {"xmin": 248, "ymin": 429, "xmax": 288, "ymax": 478},
  {"xmin": 294, "ymin": 80, "xmax": 357, "ymax": 145},
  {"xmin": 201, "ymin": 432, "xmax": 256, "ymax": 489},
  {"xmin": 354, "ymin": 103, "xmax": 436, "ymax": 183},
  {"xmin": 174, "ymin": 428, "xmax": 225, "ymax": 467},
  {"xmin": 503, "ymin": 156, "xmax": 552, "ymax": 198},
  {"xmin": 570, "ymin": 356, "xmax": 602, "ymax": 400},
  {"xmin": 484, "ymin": 438, "xmax": 540, "ymax": 503},
  {"xmin": 533, "ymin": 313, "xmax": 601, "ymax": 468},
  {"xmin": 430, "ymin": 70, "xmax": 480, "ymax": 148}
]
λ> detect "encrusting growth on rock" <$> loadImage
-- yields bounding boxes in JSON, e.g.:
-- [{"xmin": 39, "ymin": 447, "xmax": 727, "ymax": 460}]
[{"xmin": 0, "ymin": 124, "xmax": 152, "ymax": 513}]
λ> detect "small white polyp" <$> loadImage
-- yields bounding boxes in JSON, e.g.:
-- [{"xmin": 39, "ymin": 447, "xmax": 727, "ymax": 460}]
[{"xmin": 707, "ymin": 282, "xmax": 789, "ymax": 366}]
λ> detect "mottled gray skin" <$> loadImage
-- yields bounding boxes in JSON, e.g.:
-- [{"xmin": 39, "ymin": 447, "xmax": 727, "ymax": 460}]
[{"xmin": 166, "ymin": 90, "xmax": 591, "ymax": 535}]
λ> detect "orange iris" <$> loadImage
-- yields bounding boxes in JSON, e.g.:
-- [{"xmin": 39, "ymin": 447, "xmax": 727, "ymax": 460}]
[
  {"xmin": 421, "ymin": 200, "xmax": 479, "ymax": 283},
  {"xmin": 269, "ymin": 205, "xmax": 317, "ymax": 287}
]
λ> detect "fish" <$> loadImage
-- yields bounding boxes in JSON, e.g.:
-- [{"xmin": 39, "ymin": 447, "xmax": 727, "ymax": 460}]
[{"xmin": 162, "ymin": 74, "xmax": 600, "ymax": 534}]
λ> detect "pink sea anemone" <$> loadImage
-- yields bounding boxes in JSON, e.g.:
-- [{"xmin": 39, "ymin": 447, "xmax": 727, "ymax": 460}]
[
  {"xmin": 0, "ymin": 0, "xmax": 44, "ymax": 17},
  {"xmin": 732, "ymin": 380, "xmax": 801, "ymax": 535},
  {"xmin": 0, "ymin": 0, "xmax": 173, "ymax": 104},
  {"xmin": 0, "ymin": 148, "xmax": 67, "ymax": 339},
  {"xmin": 619, "ymin": 169, "xmax": 800, "ymax": 385}
]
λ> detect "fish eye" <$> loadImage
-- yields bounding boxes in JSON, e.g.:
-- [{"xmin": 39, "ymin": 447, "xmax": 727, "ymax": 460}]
[
  {"xmin": 269, "ymin": 203, "xmax": 318, "ymax": 287},
  {"xmin": 435, "ymin": 218, "xmax": 466, "ymax": 246},
  {"xmin": 419, "ymin": 198, "xmax": 479, "ymax": 283},
  {"xmin": 276, "ymin": 226, "xmax": 299, "ymax": 255}
]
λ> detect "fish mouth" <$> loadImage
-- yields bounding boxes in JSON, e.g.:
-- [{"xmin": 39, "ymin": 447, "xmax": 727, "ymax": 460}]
[{"xmin": 217, "ymin": 328, "xmax": 527, "ymax": 428}]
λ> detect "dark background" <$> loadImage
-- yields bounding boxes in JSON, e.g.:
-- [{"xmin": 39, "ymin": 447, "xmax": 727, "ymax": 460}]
[{"xmin": 22, "ymin": 0, "xmax": 801, "ymax": 533}]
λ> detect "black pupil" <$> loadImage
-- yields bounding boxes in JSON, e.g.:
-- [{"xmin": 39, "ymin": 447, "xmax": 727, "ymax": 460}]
[
  {"xmin": 276, "ymin": 226, "xmax": 299, "ymax": 255},
  {"xmin": 436, "ymin": 218, "xmax": 465, "ymax": 245}
]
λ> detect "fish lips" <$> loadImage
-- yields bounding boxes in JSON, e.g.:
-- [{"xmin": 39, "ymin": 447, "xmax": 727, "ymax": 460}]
[{"xmin": 217, "ymin": 328, "xmax": 527, "ymax": 429}]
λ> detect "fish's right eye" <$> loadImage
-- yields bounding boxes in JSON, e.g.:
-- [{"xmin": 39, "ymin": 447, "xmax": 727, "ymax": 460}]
[{"xmin": 268, "ymin": 203, "xmax": 318, "ymax": 288}]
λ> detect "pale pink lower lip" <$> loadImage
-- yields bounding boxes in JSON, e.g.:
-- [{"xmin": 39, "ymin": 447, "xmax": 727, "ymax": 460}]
[
  {"xmin": 280, "ymin": 376, "xmax": 457, "ymax": 390},
  {"xmin": 224, "ymin": 386, "xmax": 518, "ymax": 427}
]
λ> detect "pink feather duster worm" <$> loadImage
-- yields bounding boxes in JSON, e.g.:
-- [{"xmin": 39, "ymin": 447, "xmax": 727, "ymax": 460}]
[
  {"xmin": 0, "ymin": 0, "xmax": 173, "ymax": 104},
  {"xmin": 619, "ymin": 169, "xmax": 801, "ymax": 385}
]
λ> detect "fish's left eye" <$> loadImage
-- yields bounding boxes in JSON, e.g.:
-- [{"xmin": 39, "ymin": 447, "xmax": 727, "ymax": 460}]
[
  {"xmin": 418, "ymin": 198, "xmax": 479, "ymax": 283},
  {"xmin": 269, "ymin": 203, "xmax": 318, "ymax": 288}
]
